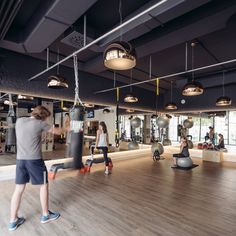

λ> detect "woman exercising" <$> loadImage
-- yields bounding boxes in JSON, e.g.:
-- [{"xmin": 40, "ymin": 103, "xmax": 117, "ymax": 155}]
[
  {"xmin": 172, "ymin": 137, "xmax": 190, "ymax": 166},
  {"xmin": 8, "ymin": 106, "xmax": 66, "ymax": 231},
  {"xmin": 95, "ymin": 121, "xmax": 111, "ymax": 175},
  {"xmin": 215, "ymin": 133, "xmax": 225, "ymax": 150}
]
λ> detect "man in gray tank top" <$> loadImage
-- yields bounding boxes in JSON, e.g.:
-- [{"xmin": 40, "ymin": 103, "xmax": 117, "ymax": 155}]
[{"xmin": 8, "ymin": 106, "xmax": 66, "ymax": 231}]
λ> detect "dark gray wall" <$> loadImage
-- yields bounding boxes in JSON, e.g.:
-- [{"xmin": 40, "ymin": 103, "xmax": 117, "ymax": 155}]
[{"xmin": 0, "ymin": 49, "xmax": 164, "ymax": 111}]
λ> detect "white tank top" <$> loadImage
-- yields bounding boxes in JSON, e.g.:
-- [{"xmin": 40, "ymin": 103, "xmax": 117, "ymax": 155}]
[{"xmin": 98, "ymin": 132, "xmax": 107, "ymax": 147}]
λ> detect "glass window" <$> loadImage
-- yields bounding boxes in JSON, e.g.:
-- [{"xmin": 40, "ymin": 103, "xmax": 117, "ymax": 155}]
[
  {"xmin": 169, "ymin": 116, "xmax": 179, "ymax": 142},
  {"xmin": 188, "ymin": 117, "xmax": 201, "ymax": 142},
  {"xmin": 200, "ymin": 117, "xmax": 214, "ymax": 141},
  {"xmin": 229, "ymin": 111, "xmax": 236, "ymax": 145},
  {"xmin": 214, "ymin": 114, "xmax": 228, "ymax": 145}
]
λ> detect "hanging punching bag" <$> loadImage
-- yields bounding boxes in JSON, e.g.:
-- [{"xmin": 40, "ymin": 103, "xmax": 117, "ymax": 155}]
[
  {"xmin": 69, "ymin": 105, "xmax": 85, "ymax": 169},
  {"xmin": 5, "ymin": 96, "xmax": 16, "ymax": 151}
]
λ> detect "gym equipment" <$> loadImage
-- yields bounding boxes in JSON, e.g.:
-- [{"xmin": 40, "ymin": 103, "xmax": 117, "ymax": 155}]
[
  {"xmin": 197, "ymin": 143, "xmax": 203, "ymax": 149},
  {"xmin": 131, "ymin": 117, "xmax": 141, "ymax": 128},
  {"xmin": 187, "ymin": 140, "xmax": 194, "ymax": 149},
  {"xmin": 48, "ymin": 105, "xmax": 85, "ymax": 179},
  {"xmin": 183, "ymin": 118, "xmax": 194, "ymax": 129},
  {"xmin": 162, "ymin": 138, "xmax": 172, "ymax": 146},
  {"xmin": 151, "ymin": 142, "xmax": 164, "ymax": 155},
  {"xmin": 5, "ymin": 94, "xmax": 16, "ymax": 153},
  {"xmin": 84, "ymin": 145, "xmax": 113, "ymax": 172},
  {"xmin": 48, "ymin": 55, "xmax": 86, "ymax": 180},
  {"xmin": 151, "ymin": 142, "xmax": 164, "ymax": 161},
  {"xmin": 177, "ymin": 157, "xmax": 193, "ymax": 168},
  {"xmin": 156, "ymin": 116, "xmax": 169, "ymax": 128},
  {"xmin": 128, "ymin": 140, "xmax": 139, "ymax": 150}
]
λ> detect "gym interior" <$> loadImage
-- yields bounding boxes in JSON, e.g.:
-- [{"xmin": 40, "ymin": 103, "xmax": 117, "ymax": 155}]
[{"xmin": 1, "ymin": 0, "xmax": 236, "ymax": 235}]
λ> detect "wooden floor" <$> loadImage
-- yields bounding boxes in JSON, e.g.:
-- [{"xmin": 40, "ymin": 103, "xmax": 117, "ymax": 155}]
[{"xmin": 1, "ymin": 156, "xmax": 236, "ymax": 236}]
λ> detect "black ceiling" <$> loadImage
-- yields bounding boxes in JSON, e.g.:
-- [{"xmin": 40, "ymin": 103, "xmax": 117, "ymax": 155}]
[{"xmin": 1, "ymin": 0, "xmax": 236, "ymax": 113}]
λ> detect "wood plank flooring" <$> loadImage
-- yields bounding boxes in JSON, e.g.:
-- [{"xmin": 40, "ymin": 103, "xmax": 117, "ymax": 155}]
[{"xmin": 0, "ymin": 156, "xmax": 236, "ymax": 236}]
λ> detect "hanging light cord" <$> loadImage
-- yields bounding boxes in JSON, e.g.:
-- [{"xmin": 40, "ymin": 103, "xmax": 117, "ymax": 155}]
[
  {"xmin": 57, "ymin": 48, "xmax": 60, "ymax": 74},
  {"xmin": 149, "ymin": 55, "xmax": 152, "ymax": 79},
  {"xmin": 191, "ymin": 43, "xmax": 195, "ymax": 81},
  {"xmin": 119, "ymin": 0, "xmax": 123, "ymax": 41},
  {"xmin": 170, "ymin": 81, "xmax": 173, "ymax": 102},
  {"xmin": 222, "ymin": 70, "xmax": 225, "ymax": 96},
  {"xmin": 73, "ymin": 55, "xmax": 84, "ymax": 107},
  {"xmin": 47, "ymin": 48, "xmax": 49, "ymax": 69},
  {"xmin": 113, "ymin": 71, "xmax": 116, "ymax": 88},
  {"xmin": 130, "ymin": 69, "xmax": 133, "ymax": 92}
]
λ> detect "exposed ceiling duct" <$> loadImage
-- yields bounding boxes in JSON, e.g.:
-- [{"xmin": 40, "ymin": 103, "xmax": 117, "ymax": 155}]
[
  {"xmin": 82, "ymin": 0, "xmax": 236, "ymax": 75},
  {"xmin": 0, "ymin": 0, "xmax": 23, "ymax": 40},
  {"xmin": 0, "ymin": 0, "xmax": 98, "ymax": 53}
]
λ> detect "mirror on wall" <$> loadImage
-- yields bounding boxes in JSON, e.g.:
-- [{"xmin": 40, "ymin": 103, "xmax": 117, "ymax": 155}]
[{"xmin": 0, "ymin": 92, "xmax": 140, "ymax": 167}]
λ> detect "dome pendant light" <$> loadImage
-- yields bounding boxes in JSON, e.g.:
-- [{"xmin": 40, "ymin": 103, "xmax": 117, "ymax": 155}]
[
  {"xmin": 182, "ymin": 42, "xmax": 204, "ymax": 96},
  {"xmin": 124, "ymin": 70, "xmax": 138, "ymax": 103},
  {"xmin": 216, "ymin": 71, "xmax": 232, "ymax": 106},
  {"xmin": 48, "ymin": 48, "xmax": 68, "ymax": 89},
  {"xmin": 165, "ymin": 81, "xmax": 177, "ymax": 110},
  {"xmin": 104, "ymin": 0, "xmax": 136, "ymax": 70}
]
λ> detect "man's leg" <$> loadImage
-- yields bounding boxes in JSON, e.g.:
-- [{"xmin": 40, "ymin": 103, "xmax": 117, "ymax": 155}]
[
  {"xmin": 10, "ymin": 184, "xmax": 26, "ymax": 222},
  {"xmin": 40, "ymin": 183, "xmax": 49, "ymax": 216}
]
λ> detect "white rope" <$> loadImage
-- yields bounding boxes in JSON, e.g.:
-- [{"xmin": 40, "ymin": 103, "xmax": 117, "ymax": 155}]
[{"xmin": 73, "ymin": 55, "xmax": 84, "ymax": 107}]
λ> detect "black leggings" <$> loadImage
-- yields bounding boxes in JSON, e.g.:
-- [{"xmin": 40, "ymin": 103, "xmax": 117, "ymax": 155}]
[{"xmin": 92, "ymin": 146, "xmax": 109, "ymax": 166}]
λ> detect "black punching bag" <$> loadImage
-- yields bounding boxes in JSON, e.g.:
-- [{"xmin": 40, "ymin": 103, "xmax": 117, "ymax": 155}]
[
  {"xmin": 5, "ymin": 105, "xmax": 16, "ymax": 150},
  {"xmin": 69, "ymin": 106, "xmax": 85, "ymax": 169}
]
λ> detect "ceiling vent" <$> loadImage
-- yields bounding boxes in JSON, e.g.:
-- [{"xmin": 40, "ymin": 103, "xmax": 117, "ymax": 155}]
[{"xmin": 61, "ymin": 31, "xmax": 92, "ymax": 49}]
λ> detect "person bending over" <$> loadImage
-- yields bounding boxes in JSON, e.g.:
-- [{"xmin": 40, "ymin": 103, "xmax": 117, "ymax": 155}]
[
  {"xmin": 95, "ymin": 121, "xmax": 111, "ymax": 175},
  {"xmin": 173, "ymin": 137, "xmax": 190, "ymax": 166},
  {"xmin": 215, "ymin": 133, "xmax": 225, "ymax": 150},
  {"xmin": 8, "ymin": 105, "xmax": 66, "ymax": 231}
]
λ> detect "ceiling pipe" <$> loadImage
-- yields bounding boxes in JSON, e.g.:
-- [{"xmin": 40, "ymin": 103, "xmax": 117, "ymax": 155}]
[
  {"xmin": 94, "ymin": 57, "xmax": 236, "ymax": 94},
  {"xmin": 28, "ymin": 0, "xmax": 176, "ymax": 81}
]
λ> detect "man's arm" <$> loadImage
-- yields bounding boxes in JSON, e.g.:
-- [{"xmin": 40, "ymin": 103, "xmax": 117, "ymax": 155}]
[{"xmin": 47, "ymin": 126, "xmax": 68, "ymax": 135}]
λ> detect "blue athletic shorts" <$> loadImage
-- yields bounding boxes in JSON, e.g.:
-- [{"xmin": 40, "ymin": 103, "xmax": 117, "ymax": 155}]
[{"xmin": 16, "ymin": 159, "xmax": 48, "ymax": 185}]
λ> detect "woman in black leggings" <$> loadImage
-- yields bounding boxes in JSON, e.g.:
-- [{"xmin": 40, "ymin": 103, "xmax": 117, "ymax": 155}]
[
  {"xmin": 95, "ymin": 121, "xmax": 110, "ymax": 175},
  {"xmin": 173, "ymin": 137, "xmax": 189, "ymax": 166}
]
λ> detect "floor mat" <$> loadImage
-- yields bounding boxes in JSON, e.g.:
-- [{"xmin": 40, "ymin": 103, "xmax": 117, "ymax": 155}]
[{"xmin": 171, "ymin": 164, "xmax": 199, "ymax": 170}]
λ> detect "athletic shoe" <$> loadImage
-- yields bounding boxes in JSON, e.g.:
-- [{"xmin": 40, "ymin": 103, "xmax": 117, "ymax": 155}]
[
  {"xmin": 40, "ymin": 210, "xmax": 60, "ymax": 223},
  {"xmin": 8, "ymin": 217, "xmax": 25, "ymax": 231},
  {"xmin": 105, "ymin": 169, "xmax": 111, "ymax": 175}
]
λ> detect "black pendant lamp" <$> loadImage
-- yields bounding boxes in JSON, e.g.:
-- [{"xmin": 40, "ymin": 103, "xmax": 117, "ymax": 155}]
[
  {"xmin": 124, "ymin": 70, "xmax": 138, "ymax": 103},
  {"xmin": 182, "ymin": 43, "xmax": 204, "ymax": 96},
  {"xmin": 48, "ymin": 48, "xmax": 68, "ymax": 89},
  {"xmin": 165, "ymin": 81, "xmax": 177, "ymax": 110},
  {"xmin": 104, "ymin": 0, "xmax": 136, "ymax": 70},
  {"xmin": 216, "ymin": 71, "xmax": 232, "ymax": 106}
]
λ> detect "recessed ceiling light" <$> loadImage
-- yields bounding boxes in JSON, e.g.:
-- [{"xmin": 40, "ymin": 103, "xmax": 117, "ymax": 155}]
[
  {"xmin": 4, "ymin": 100, "xmax": 17, "ymax": 106},
  {"xmin": 18, "ymin": 95, "xmax": 34, "ymax": 100},
  {"xmin": 84, "ymin": 103, "xmax": 95, "ymax": 108},
  {"xmin": 126, "ymin": 109, "xmax": 135, "ymax": 113}
]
